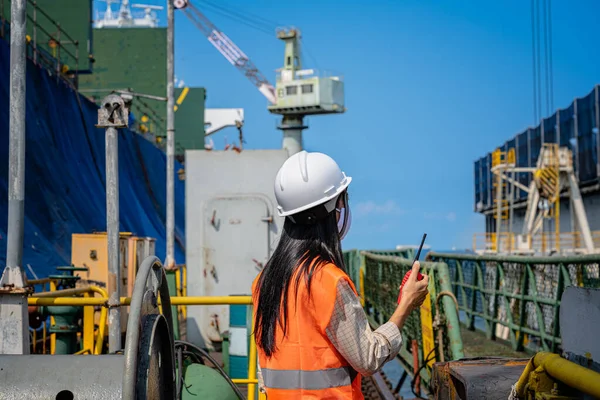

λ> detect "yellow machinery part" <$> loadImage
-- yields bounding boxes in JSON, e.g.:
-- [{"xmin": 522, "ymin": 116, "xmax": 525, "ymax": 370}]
[
  {"xmin": 70, "ymin": 233, "xmax": 155, "ymax": 333},
  {"xmin": 515, "ymin": 352, "xmax": 600, "ymax": 399}
]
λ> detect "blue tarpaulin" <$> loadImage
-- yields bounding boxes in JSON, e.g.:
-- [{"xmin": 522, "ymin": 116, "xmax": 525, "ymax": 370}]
[{"xmin": 0, "ymin": 38, "xmax": 185, "ymax": 278}]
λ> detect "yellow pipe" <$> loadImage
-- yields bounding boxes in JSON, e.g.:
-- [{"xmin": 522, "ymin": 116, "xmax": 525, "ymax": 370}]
[
  {"xmin": 34, "ymin": 287, "xmax": 99, "ymax": 298},
  {"xmin": 182, "ymin": 266, "xmax": 188, "ymax": 319},
  {"xmin": 95, "ymin": 304, "xmax": 108, "ymax": 355},
  {"xmin": 176, "ymin": 87, "xmax": 189, "ymax": 106},
  {"xmin": 28, "ymin": 278, "xmax": 52, "ymax": 286},
  {"xmin": 247, "ymin": 311, "xmax": 257, "ymax": 400},
  {"xmin": 29, "ymin": 296, "xmax": 252, "ymax": 307},
  {"xmin": 83, "ymin": 292, "xmax": 95, "ymax": 353},
  {"xmin": 50, "ymin": 280, "xmax": 56, "ymax": 354},
  {"xmin": 231, "ymin": 379, "xmax": 259, "ymax": 384},
  {"xmin": 88, "ymin": 286, "xmax": 108, "ymax": 355},
  {"xmin": 533, "ymin": 352, "xmax": 600, "ymax": 399},
  {"xmin": 29, "ymin": 298, "xmax": 120, "ymax": 306},
  {"xmin": 170, "ymin": 296, "xmax": 252, "ymax": 305},
  {"xmin": 514, "ymin": 357, "xmax": 535, "ymax": 397},
  {"xmin": 74, "ymin": 348, "xmax": 92, "ymax": 355},
  {"xmin": 42, "ymin": 323, "xmax": 47, "ymax": 354},
  {"xmin": 31, "ymin": 286, "xmax": 109, "ymax": 355}
]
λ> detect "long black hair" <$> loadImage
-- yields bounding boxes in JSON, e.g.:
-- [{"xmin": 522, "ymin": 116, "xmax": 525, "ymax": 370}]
[{"xmin": 253, "ymin": 199, "xmax": 346, "ymax": 357}]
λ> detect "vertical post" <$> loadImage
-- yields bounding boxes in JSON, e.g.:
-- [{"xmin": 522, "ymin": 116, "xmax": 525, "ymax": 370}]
[
  {"xmin": 106, "ymin": 125, "xmax": 121, "ymax": 353},
  {"xmin": 573, "ymin": 100, "xmax": 580, "ymax": 182},
  {"xmin": 0, "ymin": 0, "xmax": 30, "ymax": 355},
  {"xmin": 495, "ymin": 171, "xmax": 502, "ymax": 252},
  {"xmin": 595, "ymin": 85, "xmax": 600, "ymax": 177},
  {"xmin": 279, "ymin": 115, "xmax": 305, "ymax": 156},
  {"xmin": 97, "ymin": 94, "xmax": 130, "ymax": 354},
  {"xmin": 165, "ymin": 0, "xmax": 176, "ymax": 269}
]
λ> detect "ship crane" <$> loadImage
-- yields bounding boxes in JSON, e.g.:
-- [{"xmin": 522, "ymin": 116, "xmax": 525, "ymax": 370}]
[
  {"xmin": 174, "ymin": 0, "xmax": 345, "ymax": 156},
  {"xmin": 176, "ymin": 1, "xmax": 277, "ymax": 104}
]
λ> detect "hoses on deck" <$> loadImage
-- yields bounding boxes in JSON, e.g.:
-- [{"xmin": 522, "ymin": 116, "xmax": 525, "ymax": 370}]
[{"xmin": 410, "ymin": 346, "xmax": 438, "ymax": 399}]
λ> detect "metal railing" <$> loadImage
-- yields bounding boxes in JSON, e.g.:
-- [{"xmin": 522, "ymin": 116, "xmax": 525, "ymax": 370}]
[
  {"xmin": 472, "ymin": 231, "xmax": 600, "ymax": 254},
  {"xmin": 345, "ymin": 250, "xmax": 464, "ymax": 393},
  {"xmin": 30, "ymin": 285, "xmax": 108, "ymax": 355},
  {"xmin": 427, "ymin": 252, "xmax": 600, "ymax": 353},
  {"xmin": 27, "ymin": 294, "xmax": 262, "ymax": 400},
  {"xmin": 1, "ymin": 0, "xmax": 81, "ymax": 86}
]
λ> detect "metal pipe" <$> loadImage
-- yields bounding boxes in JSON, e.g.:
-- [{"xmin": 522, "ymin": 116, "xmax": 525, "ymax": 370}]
[
  {"xmin": 516, "ymin": 352, "xmax": 600, "ymax": 399},
  {"xmin": 434, "ymin": 288, "xmax": 463, "ymax": 360},
  {"xmin": 247, "ymin": 309, "xmax": 258, "ymax": 400},
  {"xmin": 33, "ymin": 287, "xmax": 100, "ymax": 298},
  {"xmin": 566, "ymin": 172, "xmax": 594, "ymax": 252},
  {"xmin": 279, "ymin": 115, "xmax": 306, "ymax": 156},
  {"xmin": 29, "ymin": 295, "xmax": 253, "ymax": 307},
  {"xmin": 106, "ymin": 125, "xmax": 121, "ymax": 353},
  {"xmin": 30, "ymin": 286, "xmax": 109, "ymax": 355},
  {"xmin": 165, "ymin": 0, "xmax": 176, "ymax": 269},
  {"xmin": 5, "ymin": 0, "xmax": 27, "ymax": 286},
  {"xmin": 0, "ymin": 0, "xmax": 29, "ymax": 356},
  {"xmin": 427, "ymin": 251, "xmax": 600, "ymax": 264}
]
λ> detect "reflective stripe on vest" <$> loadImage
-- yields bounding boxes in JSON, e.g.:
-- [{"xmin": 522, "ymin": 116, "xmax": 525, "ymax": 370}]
[{"xmin": 262, "ymin": 366, "xmax": 358, "ymax": 390}]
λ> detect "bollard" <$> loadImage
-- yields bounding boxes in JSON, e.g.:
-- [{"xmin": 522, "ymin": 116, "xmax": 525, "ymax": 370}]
[{"xmin": 95, "ymin": 93, "xmax": 130, "ymax": 353}]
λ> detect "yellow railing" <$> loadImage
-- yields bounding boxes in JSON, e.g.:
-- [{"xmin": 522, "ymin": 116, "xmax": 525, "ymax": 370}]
[
  {"xmin": 473, "ymin": 231, "xmax": 600, "ymax": 253},
  {"xmin": 27, "ymin": 295, "xmax": 262, "ymax": 400},
  {"xmin": 174, "ymin": 265, "xmax": 188, "ymax": 320},
  {"xmin": 472, "ymin": 232, "xmax": 514, "ymax": 252},
  {"xmin": 30, "ymin": 285, "xmax": 108, "ymax": 355}
]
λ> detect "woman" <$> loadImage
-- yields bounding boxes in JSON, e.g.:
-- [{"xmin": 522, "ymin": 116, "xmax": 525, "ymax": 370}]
[{"xmin": 252, "ymin": 151, "xmax": 430, "ymax": 399}]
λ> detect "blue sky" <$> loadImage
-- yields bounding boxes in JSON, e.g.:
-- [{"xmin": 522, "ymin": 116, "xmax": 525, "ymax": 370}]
[{"xmin": 95, "ymin": 0, "xmax": 600, "ymax": 251}]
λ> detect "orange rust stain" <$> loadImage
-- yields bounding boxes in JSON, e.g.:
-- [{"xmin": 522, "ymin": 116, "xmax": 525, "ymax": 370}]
[{"xmin": 505, "ymin": 360, "xmax": 529, "ymax": 366}]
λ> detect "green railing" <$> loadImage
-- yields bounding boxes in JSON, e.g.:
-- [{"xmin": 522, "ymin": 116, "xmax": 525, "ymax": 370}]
[
  {"xmin": 427, "ymin": 252, "xmax": 600, "ymax": 354},
  {"xmin": 345, "ymin": 251, "xmax": 464, "ymax": 391},
  {"xmin": 343, "ymin": 249, "xmax": 416, "ymax": 295},
  {"xmin": 1, "ymin": 0, "xmax": 81, "ymax": 86}
]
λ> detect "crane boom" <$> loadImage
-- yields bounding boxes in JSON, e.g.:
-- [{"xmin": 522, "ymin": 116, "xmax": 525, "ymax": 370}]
[{"xmin": 181, "ymin": 2, "xmax": 277, "ymax": 104}]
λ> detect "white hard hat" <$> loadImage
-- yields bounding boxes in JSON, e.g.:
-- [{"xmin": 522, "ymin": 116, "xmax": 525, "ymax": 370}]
[{"xmin": 274, "ymin": 151, "xmax": 352, "ymax": 219}]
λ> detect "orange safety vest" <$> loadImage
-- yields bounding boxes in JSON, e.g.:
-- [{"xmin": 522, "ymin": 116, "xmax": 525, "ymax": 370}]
[{"xmin": 251, "ymin": 261, "xmax": 363, "ymax": 399}]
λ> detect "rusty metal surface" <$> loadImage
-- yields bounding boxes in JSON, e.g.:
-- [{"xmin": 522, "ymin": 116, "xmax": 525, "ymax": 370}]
[
  {"xmin": 0, "ymin": 355, "xmax": 124, "ymax": 399},
  {"xmin": 431, "ymin": 357, "xmax": 529, "ymax": 400}
]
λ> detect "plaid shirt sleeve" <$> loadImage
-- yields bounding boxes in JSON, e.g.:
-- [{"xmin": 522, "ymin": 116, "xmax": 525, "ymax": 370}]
[{"xmin": 325, "ymin": 278, "xmax": 403, "ymax": 376}]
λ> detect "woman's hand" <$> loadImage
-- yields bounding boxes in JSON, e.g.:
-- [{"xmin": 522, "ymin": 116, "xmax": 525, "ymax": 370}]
[
  {"xmin": 388, "ymin": 261, "xmax": 430, "ymax": 330},
  {"xmin": 398, "ymin": 261, "xmax": 429, "ymax": 312}
]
